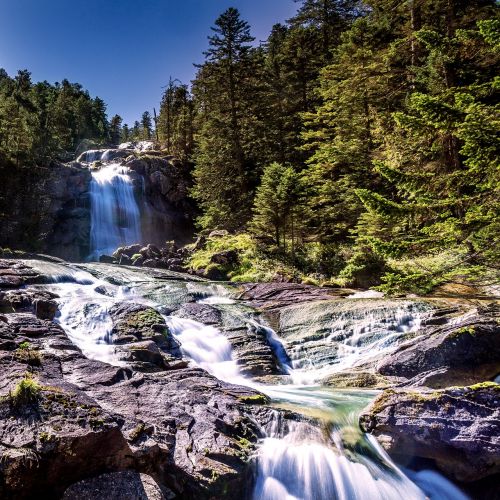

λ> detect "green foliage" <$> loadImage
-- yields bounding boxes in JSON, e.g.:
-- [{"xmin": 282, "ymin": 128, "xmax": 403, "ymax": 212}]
[
  {"xmin": 0, "ymin": 70, "xmax": 111, "ymax": 164},
  {"xmin": 10, "ymin": 373, "xmax": 42, "ymax": 407}
]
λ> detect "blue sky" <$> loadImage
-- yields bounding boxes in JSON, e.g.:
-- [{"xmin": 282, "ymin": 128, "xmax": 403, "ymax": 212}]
[{"xmin": 0, "ymin": 0, "xmax": 298, "ymax": 125}]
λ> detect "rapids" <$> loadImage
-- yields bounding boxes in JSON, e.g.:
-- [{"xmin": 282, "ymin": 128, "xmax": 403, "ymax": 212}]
[{"xmin": 27, "ymin": 260, "xmax": 469, "ymax": 500}]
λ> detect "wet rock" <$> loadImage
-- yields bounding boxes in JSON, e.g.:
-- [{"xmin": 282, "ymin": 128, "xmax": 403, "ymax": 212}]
[
  {"xmin": 0, "ymin": 288, "xmax": 58, "ymax": 320},
  {"xmin": 34, "ymin": 298, "xmax": 58, "ymax": 320},
  {"xmin": 173, "ymin": 303, "xmax": 282, "ymax": 378},
  {"xmin": 359, "ymin": 384, "xmax": 500, "ymax": 482},
  {"xmin": 99, "ymin": 255, "xmax": 116, "ymax": 264},
  {"xmin": 322, "ymin": 371, "xmax": 394, "ymax": 389},
  {"xmin": 175, "ymin": 303, "xmax": 222, "ymax": 325},
  {"xmin": 377, "ymin": 311, "xmax": 500, "ymax": 388},
  {"xmin": 63, "ymin": 471, "xmax": 169, "ymax": 500},
  {"xmin": 108, "ymin": 303, "xmax": 174, "ymax": 351},
  {"xmin": 240, "ymin": 283, "xmax": 338, "ymax": 310}
]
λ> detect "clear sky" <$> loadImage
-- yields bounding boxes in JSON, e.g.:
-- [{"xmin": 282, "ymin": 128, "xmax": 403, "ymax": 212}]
[{"xmin": 0, "ymin": 0, "xmax": 298, "ymax": 125}]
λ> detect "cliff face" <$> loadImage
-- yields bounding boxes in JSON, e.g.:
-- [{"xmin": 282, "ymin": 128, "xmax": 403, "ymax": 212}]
[
  {"xmin": 0, "ymin": 152, "xmax": 195, "ymax": 261},
  {"xmin": 0, "ymin": 160, "xmax": 91, "ymax": 261}
]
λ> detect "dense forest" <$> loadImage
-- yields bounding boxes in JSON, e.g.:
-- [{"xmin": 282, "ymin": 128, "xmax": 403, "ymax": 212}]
[{"xmin": 0, "ymin": 0, "xmax": 498, "ymax": 293}]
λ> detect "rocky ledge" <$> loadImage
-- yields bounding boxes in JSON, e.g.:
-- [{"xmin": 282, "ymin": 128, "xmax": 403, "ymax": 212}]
[
  {"xmin": 359, "ymin": 383, "xmax": 500, "ymax": 483},
  {"xmin": 0, "ymin": 260, "xmax": 284, "ymax": 499}
]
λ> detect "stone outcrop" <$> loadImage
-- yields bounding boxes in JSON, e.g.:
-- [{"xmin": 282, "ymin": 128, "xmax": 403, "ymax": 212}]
[
  {"xmin": 376, "ymin": 309, "xmax": 500, "ymax": 388},
  {"xmin": 0, "ymin": 260, "xmax": 281, "ymax": 499},
  {"xmin": 359, "ymin": 384, "xmax": 500, "ymax": 483},
  {"xmin": 240, "ymin": 282, "xmax": 342, "ymax": 310}
]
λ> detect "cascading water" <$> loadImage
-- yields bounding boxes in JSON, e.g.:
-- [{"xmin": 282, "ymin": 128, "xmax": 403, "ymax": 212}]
[
  {"xmin": 89, "ymin": 163, "xmax": 141, "ymax": 259},
  {"xmin": 29, "ymin": 260, "xmax": 469, "ymax": 500}
]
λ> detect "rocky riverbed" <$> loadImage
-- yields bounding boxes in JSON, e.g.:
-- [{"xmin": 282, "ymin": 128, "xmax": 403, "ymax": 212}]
[{"xmin": 0, "ymin": 256, "xmax": 498, "ymax": 499}]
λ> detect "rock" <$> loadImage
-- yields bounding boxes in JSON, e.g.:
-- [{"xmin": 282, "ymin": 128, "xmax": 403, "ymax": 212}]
[
  {"xmin": 175, "ymin": 303, "xmax": 222, "ymax": 326},
  {"xmin": 359, "ymin": 384, "xmax": 500, "ymax": 482},
  {"xmin": 377, "ymin": 312, "xmax": 500, "ymax": 388},
  {"xmin": 240, "ymin": 283, "xmax": 337, "ymax": 310},
  {"xmin": 108, "ymin": 303, "xmax": 175, "ymax": 352},
  {"xmin": 63, "ymin": 471, "xmax": 169, "ymax": 500},
  {"xmin": 208, "ymin": 230, "xmax": 229, "ymax": 239},
  {"xmin": 210, "ymin": 250, "xmax": 238, "ymax": 266},
  {"xmin": 99, "ymin": 255, "xmax": 116, "ymax": 264},
  {"xmin": 114, "ymin": 341, "xmax": 187, "ymax": 373},
  {"xmin": 322, "ymin": 371, "xmax": 394, "ymax": 389},
  {"xmin": 140, "ymin": 244, "xmax": 161, "ymax": 260},
  {"xmin": 114, "ymin": 244, "xmax": 143, "ymax": 258},
  {"xmin": 34, "ymin": 298, "xmax": 58, "ymax": 320},
  {"xmin": 133, "ymin": 256, "xmax": 145, "ymax": 266},
  {"xmin": 119, "ymin": 254, "xmax": 132, "ymax": 266},
  {"xmin": 0, "ymin": 287, "xmax": 58, "ymax": 320}
]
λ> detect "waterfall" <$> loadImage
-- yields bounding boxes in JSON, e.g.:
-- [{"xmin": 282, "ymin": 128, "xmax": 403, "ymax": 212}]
[{"xmin": 89, "ymin": 163, "xmax": 141, "ymax": 259}]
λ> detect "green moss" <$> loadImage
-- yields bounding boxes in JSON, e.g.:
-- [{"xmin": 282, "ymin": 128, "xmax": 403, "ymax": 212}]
[
  {"xmin": 238, "ymin": 394, "xmax": 268, "ymax": 405},
  {"xmin": 468, "ymin": 381, "xmax": 500, "ymax": 391},
  {"xmin": 39, "ymin": 431, "xmax": 53, "ymax": 442}
]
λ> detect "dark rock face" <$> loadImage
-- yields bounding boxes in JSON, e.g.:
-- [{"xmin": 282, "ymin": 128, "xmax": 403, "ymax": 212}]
[
  {"xmin": 63, "ymin": 471, "xmax": 169, "ymax": 500},
  {"xmin": 0, "ymin": 288, "xmax": 58, "ymax": 320},
  {"xmin": 125, "ymin": 156, "xmax": 194, "ymax": 248},
  {"xmin": 0, "ymin": 292, "xmax": 276, "ymax": 499},
  {"xmin": 359, "ymin": 384, "xmax": 500, "ymax": 482},
  {"xmin": 377, "ymin": 311, "xmax": 500, "ymax": 388},
  {"xmin": 0, "ymin": 161, "xmax": 91, "ymax": 261}
]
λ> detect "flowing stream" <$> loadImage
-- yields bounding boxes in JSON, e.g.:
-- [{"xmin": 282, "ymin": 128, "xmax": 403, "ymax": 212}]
[
  {"xmin": 26, "ymin": 260, "xmax": 469, "ymax": 500},
  {"xmin": 89, "ymin": 163, "xmax": 141, "ymax": 259}
]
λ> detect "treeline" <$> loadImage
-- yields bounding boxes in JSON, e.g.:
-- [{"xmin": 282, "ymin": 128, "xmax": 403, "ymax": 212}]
[
  {"xmin": 158, "ymin": 0, "xmax": 499, "ymax": 290},
  {"xmin": 0, "ymin": 70, "xmax": 158, "ymax": 164},
  {"xmin": 0, "ymin": 70, "xmax": 109, "ymax": 164}
]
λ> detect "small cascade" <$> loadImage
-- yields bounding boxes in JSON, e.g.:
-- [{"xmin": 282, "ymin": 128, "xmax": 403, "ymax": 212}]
[
  {"xmin": 280, "ymin": 300, "xmax": 432, "ymax": 384},
  {"xmin": 165, "ymin": 315, "xmax": 245, "ymax": 384},
  {"xmin": 89, "ymin": 163, "xmax": 141, "ymax": 259}
]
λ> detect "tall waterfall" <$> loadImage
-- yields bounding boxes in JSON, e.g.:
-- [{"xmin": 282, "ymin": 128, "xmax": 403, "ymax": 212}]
[{"xmin": 89, "ymin": 163, "xmax": 141, "ymax": 259}]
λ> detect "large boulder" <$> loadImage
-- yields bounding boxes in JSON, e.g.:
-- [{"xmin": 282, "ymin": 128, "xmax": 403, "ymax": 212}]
[
  {"xmin": 63, "ymin": 471, "xmax": 168, "ymax": 500},
  {"xmin": 359, "ymin": 384, "xmax": 500, "ymax": 482},
  {"xmin": 377, "ymin": 311, "xmax": 500, "ymax": 388}
]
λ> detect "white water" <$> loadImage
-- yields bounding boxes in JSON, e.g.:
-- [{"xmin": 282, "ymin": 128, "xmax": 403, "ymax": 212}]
[
  {"xmin": 28, "ymin": 260, "xmax": 468, "ymax": 500},
  {"xmin": 286, "ymin": 303, "xmax": 430, "ymax": 385},
  {"xmin": 89, "ymin": 163, "xmax": 141, "ymax": 259},
  {"xmin": 165, "ymin": 315, "xmax": 246, "ymax": 383}
]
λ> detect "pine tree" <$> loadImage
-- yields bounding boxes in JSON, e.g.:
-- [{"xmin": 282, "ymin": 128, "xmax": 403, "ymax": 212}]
[
  {"xmin": 109, "ymin": 114, "xmax": 123, "ymax": 145},
  {"xmin": 141, "ymin": 111, "xmax": 153, "ymax": 140},
  {"xmin": 191, "ymin": 8, "xmax": 257, "ymax": 230}
]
